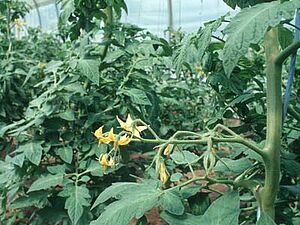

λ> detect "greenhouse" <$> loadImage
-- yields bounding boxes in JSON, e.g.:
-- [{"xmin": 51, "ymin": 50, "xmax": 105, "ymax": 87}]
[{"xmin": 0, "ymin": 0, "xmax": 300, "ymax": 225}]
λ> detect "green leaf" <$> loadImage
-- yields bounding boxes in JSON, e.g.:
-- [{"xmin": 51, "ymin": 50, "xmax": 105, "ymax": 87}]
[
  {"xmin": 198, "ymin": 191, "xmax": 240, "ymax": 224},
  {"xmin": 215, "ymin": 158, "xmax": 253, "ymax": 173},
  {"xmin": 170, "ymin": 150, "xmax": 200, "ymax": 165},
  {"xmin": 28, "ymin": 174, "xmax": 63, "ymax": 192},
  {"xmin": 196, "ymin": 16, "xmax": 224, "ymax": 59},
  {"xmin": 170, "ymin": 172, "xmax": 183, "ymax": 182},
  {"xmin": 59, "ymin": 0, "xmax": 75, "ymax": 25},
  {"xmin": 188, "ymin": 193, "xmax": 210, "ymax": 215},
  {"xmin": 278, "ymin": 25, "xmax": 294, "ymax": 49},
  {"xmin": 59, "ymin": 109, "xmax": 75, "ymax": 121},
  {"xmin": 159, "ymin": 190, "xmax": 185, "ymax": 215},
  {"xmin": 10, "ymin": 192, "xmax": 49, "ymax": 209},
  {"xmin": 55, "ymin": 146, "xmax": 73, "ymax": 164},
  {"xmin": 77, "ymin": 59, "xmax": 100, "ymax": 85},
  {"xmin": 90, "ymin": 181, "xmax": 160, "ymax": 225},
  {"xmin": 173, "ymin": 34, "xmax": 195, "ymax": 75},
  {"xmin": 59, "ymin": 184, "xmax": 91, "ymax": 225},
  {"xmin": 257, "ymin": 212, "xmax": 277, "ymax": 225},
  {"xmin": 91, "ymin": 181, "xmax": 155, "ymax": 209},
  {"xmin": 161, "ymin": 211, "xmax": 201, "ymax": 225},
  {"xmin": 121, "ymin": 88, "xmax": 152, "ymax": 106},
  {"xmin": 223, "ymin": 0, "xmax": 276, "ymax": 9},
  {"xmin": 17, "ymin": 141, "xmax": 44, "ymax": 166},
  {"xmin": 11, "ymin": 153, "xmax": 25, "ymax": 167},
  {"xmin": 180, "ymin": 184, "xmax": 203, "ymax": 199},
  {"xmin": 103, "ymin": 49, "xmax": 125, "ymax": 63},
  {"xmin": 223, "ymin": 0, "xmax": 300, "ymax": 75}
]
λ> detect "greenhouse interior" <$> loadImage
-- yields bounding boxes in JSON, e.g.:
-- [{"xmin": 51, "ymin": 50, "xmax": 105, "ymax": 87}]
[{"xmin": 0, "ymin": 0, "xmax": 300, "ymax": 225}]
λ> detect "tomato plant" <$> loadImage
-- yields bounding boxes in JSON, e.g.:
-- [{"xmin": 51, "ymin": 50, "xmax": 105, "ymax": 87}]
[{"xmin": 0, "ymin": 0, "xmax": 300, "ymax": 225}]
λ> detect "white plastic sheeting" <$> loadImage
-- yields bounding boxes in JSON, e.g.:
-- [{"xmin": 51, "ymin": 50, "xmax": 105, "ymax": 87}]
[{"xmin": 24, "ymin": 0, "xmax": 233, "ymax": 36}]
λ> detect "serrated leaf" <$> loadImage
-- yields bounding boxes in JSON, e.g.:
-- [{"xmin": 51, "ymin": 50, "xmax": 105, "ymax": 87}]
[
  {"xmin": 59, "ymin": 184, "xmax": 91, "ymax": 225},
  {"xmin": 170, "ymin": 172, "xmax": 183, "ymax": 182},
  {"xmin": 257, "ymin": 212, "xmax": 277, "ymax": 225},
  {"xmin": 121, "ymin": 88, "xmax": 152, "ymax": 106},
  {"xmin": 59, "ymin": 0, "xmax": 75, "ymax": 25},
  {"xmin": 10, "ymin": 192, "xmax": 49, "ymax": 209},
  {"xmin": 223, "ymin": 0, "xmax": 300, "ymax": 75},
  {"xmin": 77, "ymin": 59, "xmax": 100, "ymax": 85},
  {"xmin": 223, "ymin": 0, "xmax": 275, "ymax": 9},
  {"xmin": 161, "ymin": 211, "xmax": 201, "ymax": 225},
  {"xmin": 17, "ymin": 141, "xmax": 43, "ymax": 166},
  {"xmin": 173, "ymin": 34, "xmax": 195, "ymax": 75},
  {"xmin": 12, "ymin": 153, "xmax": 25, "ymax": 167},
  {"xmin": 55, "ymin": 146, "xmax": 73, "ymax": 164},
  {"xmin": 215, "ymin": 158, "xmax": 253, "ymax": 173},
  {"xmin": 198, "ymin": 191, "xmax": 240, "ymax": 224},
  {"xmin": 196, "ymin": 17, "xmax": 224, "ymax": 59},
  {"xmin": 170, "ymin": 150, "xmax": 200, "ymax": 165},
  {"xmin": 159, "ymin": 190, "xmax": 185, "ymax": 215},
  {"xmin": 92, "ymin": 181, "xmax": 157, "ymax": 209},
  {"xmin": 28, "ymin": 174, "xmax": 63, "ymax": 192},
  {"xmin": 90, "ymin": 181, "xmax": 160, "ymax": 225}
]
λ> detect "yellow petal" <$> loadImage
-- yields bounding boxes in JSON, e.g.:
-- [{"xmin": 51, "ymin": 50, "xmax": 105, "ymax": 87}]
[
  {"xmin": 159, "ymin": 162, "xmax": 168, "ymax": 183},
  {"xmin": 94, "ymin": 126, "xmax": 104, "ymax": 139},
  {"xmin": 136, "ymin": 125, "xmax": 147, "ymax": 132},
  {"xmin": 116, "ymin": 116, "xmax": 127, "ymax": 130},
  {"xmin": 108, "ymin": 157, "xmax": 115, "ymax": 167},
  {"xmin": 118, "ymin": 135, "xmax": 131, "ymax": 146},
  {"xmin": 99, "ymin": 154, "xmax": 109, "ymax": 168},
  {"xmin": 108, "ymin": 128, "xmax": 115, "ymax": 141},
  {"xmin": 126, "ymin": 114, "xmax": 134, "ymax": 128},
  {"xmin": 163, "ymin": 144, "xmax": 173, "ymax": 156},
  {"xmin": 132, "ymin": 129, "xmax": 141, "ymax": 138}
]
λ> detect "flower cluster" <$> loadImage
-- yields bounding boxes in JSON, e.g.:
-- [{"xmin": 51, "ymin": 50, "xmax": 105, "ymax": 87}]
[{"xmin": 94, "ymin": 114, "xmax": 147, "ymax": 171}]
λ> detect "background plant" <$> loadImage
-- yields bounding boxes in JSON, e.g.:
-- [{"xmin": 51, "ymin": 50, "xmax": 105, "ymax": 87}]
[{"xmin": 0, "ymin": 0, "xmax": 299, "ymax": 225}]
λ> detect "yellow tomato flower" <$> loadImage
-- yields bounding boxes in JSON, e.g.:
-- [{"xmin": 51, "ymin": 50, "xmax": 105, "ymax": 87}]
[
  {"xmin": 94, "ymin": 126, "xmax": 104, "ymax": 139},
  {"xmin": 116, "ymin": 114, "xmax": 147, "ymax": 138},
  {"xmin": 159, "ymin": 162, "xmax": 169, "ymax": 183},
  {"xmin": 113, "ymin": 134, "xmax": 132, "ymax": 149},
  {"xmin": 98, "ymin": 154, "xmax": 109, "ymax": 170},
  {"xmin": 163, "ymin": 144, "xmax": 173, "ymax": 156},
  {"xmin": 94, "ymin": 127, "xmax": 115, "ymax": 144}
]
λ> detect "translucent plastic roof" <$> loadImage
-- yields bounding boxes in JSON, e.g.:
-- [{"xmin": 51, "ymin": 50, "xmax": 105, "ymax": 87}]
[
  {"xmin": 25, "ymin": 0, "xmax": 56, "ymax": 8},
  {"xmin": 24, "ymin": 0, "xmax": 233, "ymax": 37}
]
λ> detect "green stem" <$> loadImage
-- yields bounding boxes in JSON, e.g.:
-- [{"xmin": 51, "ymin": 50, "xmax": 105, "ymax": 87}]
[{"xmin": 260, "ymin": 27, "xmax": 282, "ymax": 219}]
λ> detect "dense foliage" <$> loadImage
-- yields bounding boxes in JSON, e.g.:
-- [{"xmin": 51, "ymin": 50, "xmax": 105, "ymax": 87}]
[{"xmin": 0, "ymin": 0, "xmax": 299, "ymax": 225}]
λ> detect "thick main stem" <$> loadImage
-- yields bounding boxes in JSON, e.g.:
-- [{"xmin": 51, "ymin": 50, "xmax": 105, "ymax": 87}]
[{"xmin": 261, "ymin": 27, "xmax": 282, "ymax": 219}]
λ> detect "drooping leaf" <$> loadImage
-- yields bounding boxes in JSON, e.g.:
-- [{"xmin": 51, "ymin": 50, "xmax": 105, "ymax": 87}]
[
  {"xmin": 59, "ymin": 184, "xmax": 91, "ymax": 225},
  {"xmin": 198, "ymin": 191, "xmax": 240, "ymax": 224},
  {"xmin": 196, "ymin": 16, "xmax": 224, "ymax": 59},
  {"xmin": 55, "ymin": 146, "xmax": 73, "ymax": 164},
  {"xmin": 90, "ymin": 181, "xmax": 160, "ymax": 225},
  {"xmin": 159, "ymin": 190, "xmax": 185, "ymax": 215},
  {"xmin": 223, "ymin": 0, "xmax": 300, "ymax": 75},
  {"xmin": 28, "ymin": 174, "xmax": 63, "ymax": 192},
  {"xmin": 77, "ymin": 59, "xmax": 100, "ymax": 85},
  {"xmin": 17, "ymin": 141, "xmax": 44, "ymax": 166},
  {"xmin": 170, "ymin": 150, "xmax": 200, "ymax": 165},
  {"xmin": 59, "ymin": 0, "xmax": 75, "ymax": 25},
  {"xmin": 91, "ymin": 182, "xmax": 144, "ymax": 209},
  {"xmin": 215, "ymin": 158, "xmax": 253, "ymax": 173},
  {"xmin": 223, "ymin": 0, "xmax": 276, "ymax": 9},
  {"xmin": 121, "ymin": 88, "xmax": 152, "ymax": 106},
  {"xmin": 161, "ymin": 211, "xmax": 201, "ymax": 225},
  {"xmin": 173, "ymin": 34, "xmax": 195, "ymax": 75},
  {"xmin": 10, "ymin": 192, "xmax": 49, "ymax": 209}
]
